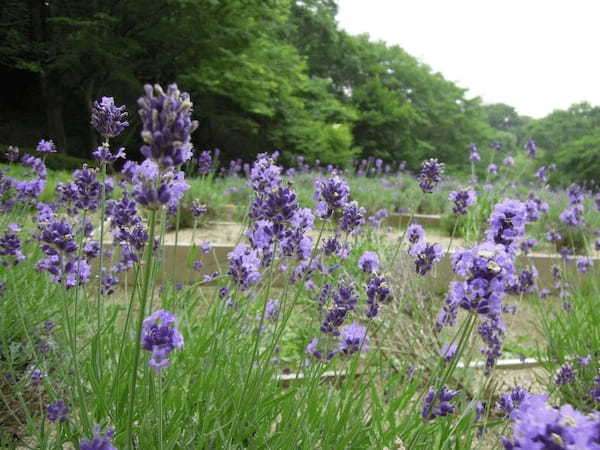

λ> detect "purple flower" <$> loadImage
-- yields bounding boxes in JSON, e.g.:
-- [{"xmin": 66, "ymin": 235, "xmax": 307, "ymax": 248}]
[
  {"xmin": 249, "ymin": 153, "xmax": 282, "ymax": 194},
  {"xmin": 449, "ymin": 189, "xmax": 477, "ymax": 215},
  {"xmin": 200, "ymin": 241, "xmax": 212, "ymax": 254},
  {"xmin": 46, "ymin": 400, "xmax": 70, "ymax": 423},
  {"xmin": 305, "ymin": 337, "xmax": 322, "ymax": 360},
  {"xmin": 227, "ymin": 244, "xmax": 261, "ymax": 290},
  {"xmin": 141, "ymin": 309, "xmax": 184, "ymax": 371},
  {"xmin": 501, "ymin": 394, "xmax": 600, "ymax": 449},
  {"xmin": 29, "ymin": 366, "xmax": 44, "ymax": 387},
  {"xmin": 503, "ymin": 156, "xmax": 514, "ymax": 167},
  {"xmin": 469, "ymin": 144, "xmax": 481, "ymax": 162},
  {"xmin": 524, "ymin": 139, "xmax": 536, "ymax": 158},
  {"xmin": 366, "ymin": 276, "xmax": 390, "ymax": 318},
  {"xmin": 486, "ymin": 199, "xmax": 527, "ymax": 253},
  {"xmin": 197, "ymin": 150, "xmax": 213, "ymax": 175},
  {"xmin": 192, "ymin": 260, "xmax": 204, "ymax": 271},
  {"xmin": 525, "ymin": 193, "xmax": 548, "ymax": 222},
  {"xmin": 546, "ymin": 230, "xmax": 562, "ymax": 242},
  {"xmin": 487, "ymin": 163, "xmax": 498, "ymax": 175},
  {"xmin": 418, "ymin": 159, "xmax": 444, "ymax": 193},
  {"xmin": 410, "ymin": 242, "xmax": 443, "ymax": 276},
  {"xmin": 559, "ymin": 205, "xmax": 584, "ymax": 227},
  {"xmin": 321, "ymin": 283, "xmax": 358, "ymax": 335},
  {"xmin": 534, "ymin": 166, "xmax": 551, "ymax": 182},
  {"xmin": 577, "ymin": 257, "xmax": 593, "ymax": 274},
  {"xmin": 555, "ymin": 364, "xmax": 576, "ymax": 386},
  {"xmin": 138, "ymin": 84, "xmax": 198, "ymax": 169},
  {"xmin": 80, "ymin": 426, "xmax": 117, "ymax": 450},
  {"xmin": 539, "ymin": 288, "xmax": 551, "ymax": 298},
  {"xmin": 0, "ymin": 229, "xmax": 25, "ymax": 266},
  {"xmin": 91, "ymin": 96, "xmax": 129, "ymax": 138},
  {"xmin": 358, "ymin": 251, "xmax": 380, "ymax": 274},
  {"xmin": 131, "ymin": 160, "xmax": 189, "ymax": 210},
  {"xmin": 421, "ymin": 386, "xmax": 460, "ymax": 421},
  {"xmin": 338, "ymin": 322, "xmax": 368, "ymax": 355},
  {"xmin": 265, "ymin": 299, "xmax": 280, "ymax": 321},
  {"xmin": 440, "ymin": 343, "xmax": 458, "ymax": 362},
  {"xmin": 36, "ymin": 139, "xmax": 57, "ymax": 153},
  {"xmin": 93, "ymin": 144, "xmax": 126, "ymax": 164},
  {"xmin": 491, "ymin": 141, "xmax": 502, "ymax": 151},
  {"xmin": 191, "ymin": 200, "xmax": 207, "ymax": 218},
  {"xmin": 519, "ymin": 238, "xmax": 537, "ymax": 255},
  {"xmin": 406, "ymin": 223, "xmax": 425, "ymax": 244},
  {"xmin": 577, "ymin": 355, "xmax": 592, "ymax": 367},
  {"xmin": 314, "ymin": 174, "xmax": 350, "ymax": 218},
  {"xmin": 567, "ymin": 184, "xmax": 585, "ymax": 206},
  {"xmin": 340, "ymin": 201, "xmax": 365, "ymax": 234},
  {"xmin": 496, "ymin": 386, "xmax": 529, "ymax": 415}
]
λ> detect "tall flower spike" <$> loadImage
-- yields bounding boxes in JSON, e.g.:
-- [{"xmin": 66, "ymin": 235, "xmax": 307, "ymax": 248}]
[
  {"xmin": 141, "ymin": 309, "xmax": 184, "ymax": 371},
  {"xmin": 138, "ymin": 84, "xmax": 198, "ymax": 169},
  {"xmin": 418, "ymin": 159, "xmax": 444, "ymax": 193},
  {"xmin": 91, "ymin": 96, "xmax": 129, "ymax": 138}
]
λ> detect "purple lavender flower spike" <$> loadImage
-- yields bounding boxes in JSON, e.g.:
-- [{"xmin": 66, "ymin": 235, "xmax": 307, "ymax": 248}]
[
  {"xmin": 141, "ymin": 309, "xmax": 184, "ymax": 371},
  {"xmin": 305, "ymin": 337, "xmax": 322, "ymax": 360},
  {"xmin": 91, "ymin": 96, "xmax": 129, "ymax": 138},
  {"xmin": 577, "ymin": 257, "xmax": 593, "ymax": 274},
  {"xmin": 555, "ymin": 364, "xmax": 576, "ymax": 386},
  {"xmin": 358, "ymin": 251, "xmax": 380, "ymax": 274},
  {"xmin": 501, "ymin": 394, "xmax": 600, "ymax": 449},
  {"xmin": 469, "ymin": 144, "xmax": 481, "ymax": 162},
  {"xmin": 365, "ymin": 276, "xmax": 390, "ymax": 318},
  {"xmin": 265, "ymin": 299, "xmax": 280, "ymax": 321},
  {"xmin": 314, "ymin": 174, "xmax": 350, "ymax": 218},
  {"xmin": 418, "ymin": 159, "xmax": 444, "ymax": 193},
  {"xmin": 191, "ymin": 200, "xmax": 207, "ymax": 218},
  {"xmin": 486, "ymin": 199, "xmax": 527, "ymax": 253},
  {"xmin": 340, "ymin": 201, "xmax": 365, "ymax": 234},
  {"xmin": 487, "ymin": 163, "xmax": 498, "ymax": 175},
  {"xmin": 421, "ymin": 386, "xmax": 460, "ymax": 421},
  {"xmin": 440, "ymin": 343, "xmax": 458, "ymax": 363},
  {"xmin": 93, "ymin": 144, "xmax": 126, "ymax": 164},
  {"xmin": 338, "ymin": 322, "xmax": 369, "ymax": 355},
  {"xmin": 0, "ymin": 229, "xmax": 25, "ymax": 266},
  {"xmin": 449, "ymin": 189, "xmax": 476, "ymax": 215},
  {"xmin": 46, "ymin": 400, "xmax": 70, "ymax": 423},
  {"xmin": 496, "ymin": 386, "xmax": 529, "ymax": 416},
  {"xmin": 406, "ymin": 223, "xmax": 425, "ymax": 244},
  {"xmin": 80, "ymin": 426, "xmax": 117, "ymax": 450},
  {"xmin": 524, "ymin": 139, "xmax": 536, "ymax": 158},
  {"xmin": 227, "ymin": 244, "xmax": 261, "ymax": 290},
  {"xmin": 559, "ymin": 205, "xmax": 584, "ymax": 227},
  {"xmin": 491, "ymin": 141, "xmax": 502, "ymax": 152},
  {"xmin": 411, "ymin": 242, "xmax": 443, "ymax": 276},
  {"xmin": 138, "ymin": 84, "xmax": 198, "ymax": 169},
  {"xmin": 503, "ymin": 156, "xmax": 514, "ymax": 167},
  {"xmin": 197, "ymin": 150, "xmax": 213, "ymax": 175},
  {"xmin": 36, "ymin": 139, "xmax": 57, "ymax": 153}
]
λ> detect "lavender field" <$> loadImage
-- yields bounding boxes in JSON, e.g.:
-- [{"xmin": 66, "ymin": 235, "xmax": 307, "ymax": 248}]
[{"xmin": 1, "ymin": 84, "xmax": 600, "ymax": 449}]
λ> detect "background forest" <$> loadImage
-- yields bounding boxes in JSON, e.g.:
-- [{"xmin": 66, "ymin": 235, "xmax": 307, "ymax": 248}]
[{"xmin": 1, "ymin": 0, "xmax": 598, "ymax": 184}]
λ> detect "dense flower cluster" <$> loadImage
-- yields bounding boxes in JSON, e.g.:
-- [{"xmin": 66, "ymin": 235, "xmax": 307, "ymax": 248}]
[
  {"xmin": 358, "ymin": 251, "xmax": 380, "ymax": 274},
  {"xmin": 36, "ymin": 139, "xmax": 57, "ymax": 153},
  {"xmin": 314, "ymin": 174, "xmax": 350, "ymax": 218},
  {"xmin": 46, "ymin": 400, "xmax": 70, "ymax": 423},
  {"xmin": 338, "ymin": 322, "xmax": 368, "ymax": 355},
  {"xmin": 80, "ymin": 426, "xmax": 117, "ymax": 450},
  {"xmin": 91, "ymin": 96, "xmax": 129, "ymax": 139},
  {"xmin": 418, "ymin": 159, "xmax": 444, "ymax": 193},
  {"xmin": 449, "ymin": 189, "xmax": 477, "ymax": 215},
  {"xmin": 227, "ymin": 244, "xmax": 262, "ymax": 290},
  {"xmin": 421, "ymin": 386, "xmax": 460, "ymax": 421},
  {"xmin": 502, "ymin": 394, "xmax": 600, "ymax": 449},
  {"xmin": 524, "ymin": 139, "xmax": 537, "ymax": 158},
  {"xmin": 197, "ymin": 150, "xmax": 213, "ymax": 175},
  {"xmin": 486, "ymin": 199, "xmax": 527, "ymax": 253},
  {"xmin": 141, "ymin": 309, "xmax": 184, "ymax": 371}
]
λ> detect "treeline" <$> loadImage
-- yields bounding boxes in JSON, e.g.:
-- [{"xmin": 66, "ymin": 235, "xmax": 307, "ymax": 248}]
[{"xmin": 2, "ymin": 0, "xmax": 597, "ymax": 179}]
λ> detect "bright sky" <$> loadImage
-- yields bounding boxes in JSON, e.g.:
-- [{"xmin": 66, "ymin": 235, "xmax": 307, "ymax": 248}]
[{"xmin": 336, "ymin": 0, "xmax": 600, "ymax": 118}]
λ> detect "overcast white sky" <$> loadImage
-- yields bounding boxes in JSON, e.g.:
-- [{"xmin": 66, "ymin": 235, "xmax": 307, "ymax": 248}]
[{"xmin": 336, "ymin": 0, "xmax": 600, "ymax": 118}]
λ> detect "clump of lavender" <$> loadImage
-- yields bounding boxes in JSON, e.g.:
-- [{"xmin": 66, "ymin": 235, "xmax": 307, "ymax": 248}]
[
  {"xmin": 141, "ymin": 309, "xmax": 184, "ymax": 371},
  {"xmin": 314, "ymin": 174, "xmax": 350, "ymax": 218},
  {"xmin": 227, "ymin": 244, "xmax": 262, "ymax": 290},
  {"xmin": 487, "ymin": 163, "xmax": 498, "ymax": 175},
  {"xmin": 36, "ymin": 139, "xmax": 57, "ymax": 153},
  {"xmin": 365, "ymin": 276, "xmax": 390, "ymax": 318},
  {"xmin": 449, "ymin": 189, "xmax": 477, "ymax": 215},
  {"xmin": 340, "ymin": 201, "xmax": 365, "ymax": 235},
  {"xmin": 409, "ymin": 241, "xmax": 443, "ymax": 276},
  {"xmin": 496, "ymin": 386, "xmax": 529, "ymax": 415},
  {"xmin": 501, "ymin": 394, "xmax": 600, "ymax": 449},
  {"xmin": 0, "ymin": 226, "xmax": 25, "ymax": 266},
  {"xmin": 358, "ymin": 251, "xmax": 380, "ymax": 274},
  {"xmin": 555, "ymin": 364, "xmax": 576, "ymax": 386},
  {"xmin": 138, "ymin": 84, "xmax": 198, "ymax": 169},
  {"xmin": 421, "ymin": 386, "xmax": 460, "ymax": 421},
  {"xmin": 418, "ymin": 159, "xmax": 444, "ymax": 193},
  {"xmin": 91, "ymin": 96, "xmax": 129, "ymax": 139},
  {"xmin": 80, "ymin": 426, "xmax": 117, "ymax": 450},
  {"xmin": 46, "ymin": 400, "xmax": 70, "ymax": 423},
  {"xmin": 320, "ymin": 282, "xmax": 358, "ymax": 336},
  {"xmin": 197, "ymin": 150, "xmax": 213, "ymax": 175},
  {"xmin": 469, "ymin": 144, "xmax": 481, "ymax": 162},
  {"xmin": 503, "ymin": 156, "xmax": 514, "ymax": 167},
  {"xmin": 524, "ymin": 139, "xmax": 536, "ymax": 158},
  {"xmin": 338, "ymin": 322, "xmax": 369, "ymax": 355},
  {"xmin": 486, "ymin": 199, "xmax": 527, "ymax": 253},
  {"xmin": 406, "ymin": 223, "xmax": 425, "ymax": 244},
  {"xmin": 438, "ymin": 242, "xmax": 516, "ymax": 371},
  {"xmin": 577, "ymin": 257, "xmax": 593, "ymax": 274}
]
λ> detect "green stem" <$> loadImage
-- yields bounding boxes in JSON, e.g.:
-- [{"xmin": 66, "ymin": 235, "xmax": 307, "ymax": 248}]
[{"xmin": 126, "ymin": 209, "xmax": 158, "ymax": 448}]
